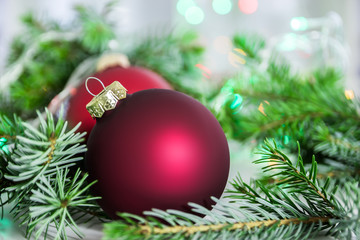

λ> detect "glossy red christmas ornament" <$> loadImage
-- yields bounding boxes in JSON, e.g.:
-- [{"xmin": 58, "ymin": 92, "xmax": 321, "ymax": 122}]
[
  {"xmin": 85, "ymin": 82, "xmax": 230, "ymax": 218},
  {"xmin": 65, "ymin": 66, "xmax": 172, "ymax": 137}
]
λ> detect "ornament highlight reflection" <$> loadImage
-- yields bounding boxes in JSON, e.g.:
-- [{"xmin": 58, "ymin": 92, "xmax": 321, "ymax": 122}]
[{"xmin": 153, "ymin": 127, "xmax": 200, "ymax": 185}]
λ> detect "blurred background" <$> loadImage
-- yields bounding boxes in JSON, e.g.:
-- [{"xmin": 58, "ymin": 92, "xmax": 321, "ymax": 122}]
[{"xmin": 1, "ymin": 0, "xmax": 359, "ymax": 91}]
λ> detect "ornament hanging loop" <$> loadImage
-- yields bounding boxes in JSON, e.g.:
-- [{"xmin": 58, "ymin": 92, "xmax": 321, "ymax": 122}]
[
  {"xmin": 86, "ymin": 80, "xmax": 128, "ymax": 119},
  {"xmin": 85, "ymin": 77, "xmax": 106, "ymax": 97}
]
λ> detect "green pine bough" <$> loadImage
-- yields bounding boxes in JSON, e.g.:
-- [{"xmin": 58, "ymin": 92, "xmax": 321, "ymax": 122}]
[
  {"xmin": 211, "ymin": 33, "xmax": 360, "ymax": 171},
  {"xmin": 0, "ymin": 108, "xmax": 103, "ymax": 239},
  {"xmin": 103, "ymin": 140, "xmax": 359, "ymax": 240}
]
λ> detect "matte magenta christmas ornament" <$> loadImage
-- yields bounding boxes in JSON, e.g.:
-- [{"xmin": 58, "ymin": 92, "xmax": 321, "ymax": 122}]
[
  {"xmin": 64, "ymin": 54, "xmax": 172, "ymax": 138},
  {"xmin": 84, "ymin": 78, "xmax": 230, "ymax": 218}
]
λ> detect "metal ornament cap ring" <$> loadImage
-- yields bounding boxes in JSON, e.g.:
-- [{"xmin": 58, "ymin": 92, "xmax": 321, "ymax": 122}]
[{"xmin": 85, "ymin": 77, "xmax": 127, "ymax": 119}]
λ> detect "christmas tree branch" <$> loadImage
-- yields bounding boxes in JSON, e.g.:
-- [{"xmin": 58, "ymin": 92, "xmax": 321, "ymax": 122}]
[
  {"xmin": 1, "ymin": 31, "xmax": 79, "ymax": 93},
  {"xmin": 222, "ymin": 45, "xmax": 360, "ymax": 166},
  {"xmin": 259, "ymin": 112, "xmax": 324, "ymax": 132},
  {"xmin": 253, "ymin": 140, "xmax": 336, "ymax": 210},
  {"xmin": 0, "ymin": 107, "xmax": 105, "ymax": 239},
  {"xmin": 24, "ymin": 168, "xmax": 100, "ymax": 240},
  {"xmin": 5, "ymin": 108, "xmax": 87, "ymax": 194},
  {"xmin": 314, "ymin": 124, "xmax": 360, "ymax": 166}
]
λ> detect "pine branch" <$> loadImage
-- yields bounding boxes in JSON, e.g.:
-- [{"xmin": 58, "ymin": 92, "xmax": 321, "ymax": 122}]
[
  {"xmin": 0, "ymin": 107, "xmax": 106, "ymax": 239},
  {"xmin": 0, "ymin": 114, "xmax": 24, "ymax": 210},
  {"xmin": 314, "ymin": 124, "xmax": 360, "ymax": 166},
  {"xmin": 20, "ymin": 168, "xmax": 100, "ymax": 240},
  {"xmin": 0, "ymin": 114, "xmax": 23, "ymax": 145},
  {"xmin": 135, "ymin": 216, "xmax": 330, "ymax": 236},
  {"xmin": 75, "ymin": 3, "xmax": 115, "ymax": 53},
  {"xmin": 232, "ymin": 33, "xmax": 266, "ymax": 62},
  {"xmin": 224, "ymin": 51, "xmax": 360, "ymax": 166},
  {"xmin": 258, "ymin": 167, "xmax": 360, "ymax": 186},
  {"xmin": 252, "ymin": 140, "xmax": 336, "ymax": 211},
  {"xmin": 5, "ymin": 108, "xmax": 86, "ymax": 196}
]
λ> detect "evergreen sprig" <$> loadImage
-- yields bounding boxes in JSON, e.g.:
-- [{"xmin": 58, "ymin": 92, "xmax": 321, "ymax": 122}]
[
  {"xmin": 0, "ymin": 114, "xmax": 23, "ymax": 212},
  {"xmin": 75, "ymin": 2, "xmax": 116, "ymax": 54},
  {"xmin": 314, "ymin": 123, "xmax": 360, "ymax": 166},
  {"xmin": 252, "ymin": 140, "xmax": 337, "ymax": 212},
  {"xmin": 103, "ymin": 140, "xmax": 359, "ymax": 239},
  {"xmin": 5, "ymin": 108, "xmax": 86, "ymax": 195},
  {"xmin": 21, "ymin": 168, "xmax": 99, "ymax": 240},
  {"xmin": 0, "ymin": 108, "xmax": 102, "ymax": 239},
  {"xmin": 232, "ymin": 33, "xmax": 265, "ymax": 62}
]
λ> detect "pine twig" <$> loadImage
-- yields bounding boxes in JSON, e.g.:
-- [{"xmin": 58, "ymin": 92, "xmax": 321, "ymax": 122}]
[
  {"xmin": 254, "ymin": 140, "xmax": 337, "ymax": 213},
  {"xmin": 5, "ymin": 108, "xmax": 87, "ymax": 194},
  {"xmin": 0, "ymin": 107, "xmax": 103, "ymax": 239},
  {"xmin": 137, "ymin": 216, "xmax": 330, "ymax": 236},
  {"xmin": 24, "ymin": 168, "xmax": 100, "ymax": 240}
]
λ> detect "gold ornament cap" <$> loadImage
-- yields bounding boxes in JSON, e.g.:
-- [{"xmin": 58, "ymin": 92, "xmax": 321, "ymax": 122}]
[{"xmin": 85, "ymin": 77, "xmax": 127, "ymax": 118}]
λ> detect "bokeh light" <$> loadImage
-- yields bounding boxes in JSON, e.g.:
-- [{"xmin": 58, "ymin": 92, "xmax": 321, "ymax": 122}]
[
  {"xmin": 213, "ymin": 36, "xmax": 233, "ymax": 54},
  {"xmin": 258, "ymin": 101, "xmax": 269, "ymax": 116},
  {"xmin": 238, "ymin": 0, "xmax": 258, "ymax": 14},
  {"xmin": 258, "ymin": 102, "xmax": 266, "ymax": 116},
  {"xmin": 0, "ymin": 137, "xmax": 9, "ymax": 154},
  {"xmin": 230, "ymin": 93, "xmax": 243, "ymax": 110},
  {"xmin": 177, "ymin": 0, "xmax": 196, "ymax": 16},
  {"xmin": 69, "ymin": 87, "xmax": 77, "ymax": 96},
  {"xmin": 277, "ymin": 33, "xmax": 298, "ymax": 52},
  {"xmin": 345, "ymin": 90, "xmax": 355, "ymax": 100},
  {"xmin": 0, "ymin": 218, "xmax": 12, "ymax": 239},
  {"xmin": 185, "ymin": 6, "xmax": 205, "ymax": 25},
  {"xmin": 212, "ymin": 0, "xmax": 232, "ymax": 15},
  {"xmin": 228, "ymin": 48, "xmax": 247, "ymax": 68},
  {"xmin": 290, "ymin": 17, "xmax": 308, "ymax": 31},
  {"xmin": 195, "ymin": 63, "xmax": 211, "ymax": 79},
  {"xmin": 283, "ymin": 135, "xmax": 290, "ymax": 145}
]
